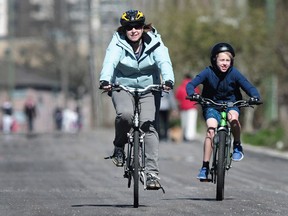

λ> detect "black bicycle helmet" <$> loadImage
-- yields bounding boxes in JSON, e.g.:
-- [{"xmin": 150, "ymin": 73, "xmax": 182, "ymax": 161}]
[
  {"xmin": 120, "ymin": 10, "xmax": 145, "ymax": 27},
  {"xmin": 210, "ymin": 42, "xmax": 235, "ymax": 68}
]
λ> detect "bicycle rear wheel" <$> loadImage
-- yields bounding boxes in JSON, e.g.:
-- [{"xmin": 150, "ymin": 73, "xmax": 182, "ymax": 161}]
[
  {"xmin": 133, "ymin": 130, "xmax": 140, "ymax": 208},
  {"xmin": 216, "ymin": 130, "xmax": 226, "ymax": 201}
]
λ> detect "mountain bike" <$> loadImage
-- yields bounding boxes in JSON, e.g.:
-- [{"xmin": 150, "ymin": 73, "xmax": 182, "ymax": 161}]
[
  {"xmin": 186, "ymin": 95, "xmax": 262, "ymax": 201},
  {"xmin": 103, "ymin": 84, "xmax": 165, "ymax": 208}
]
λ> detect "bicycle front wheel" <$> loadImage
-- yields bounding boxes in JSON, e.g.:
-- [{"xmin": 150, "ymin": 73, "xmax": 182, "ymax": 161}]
[
  {"xmin": 216, "ymin": 130, "xmax": 226, "ymax": 201},
  {"xmin": 133, "ymin": 130, "xmax": 140, "ymax": 208}
]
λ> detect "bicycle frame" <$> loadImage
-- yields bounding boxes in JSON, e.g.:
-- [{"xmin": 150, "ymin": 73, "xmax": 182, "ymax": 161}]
[
  {"xmin": 124, "ymin": 89, "xmax": 146, "ymax": 190},
  {"xmin": 211, "ymin": 109, "xmax": 233, "ymax": 201},
  {"xmin": 186, "ymin": 95, "xmax": 262, "ymax": 201},
  {"xmin": 105, "ymin": 84, "xmax": 163, "ymax": 208},
  {"xmin": 211, "ymin": 110, "xmax": 232, "ymax": 182}
]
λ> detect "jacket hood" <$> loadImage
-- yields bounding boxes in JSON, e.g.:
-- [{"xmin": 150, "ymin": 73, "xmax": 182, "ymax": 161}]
[{"xmin": 210, "ymin": 65, "xmax": 232, "ymax": 79}]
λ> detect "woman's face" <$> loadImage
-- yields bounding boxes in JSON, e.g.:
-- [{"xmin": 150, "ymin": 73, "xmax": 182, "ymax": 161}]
[
  {"xmin": 216, "ymin": 52, "xmax": 232, "ymax": 73},
  {"xmin": 125, "ymin": 24, "xmax": 144, "ymax": 42}
]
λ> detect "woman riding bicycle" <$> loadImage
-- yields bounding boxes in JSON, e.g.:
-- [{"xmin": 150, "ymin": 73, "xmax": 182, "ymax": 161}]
[
  {"xmin": 186, "ymin": 42, "xmax": 260, "ymax": 180},
  {"xmin": 99, "ymin": 10, "xmax": 174, "ymax": 189}
]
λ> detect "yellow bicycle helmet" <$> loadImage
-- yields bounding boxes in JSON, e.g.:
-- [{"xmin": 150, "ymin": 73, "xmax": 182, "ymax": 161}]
[{"xmin": 120, "ymin": 10, "xmax": 145, "ymax": 26}]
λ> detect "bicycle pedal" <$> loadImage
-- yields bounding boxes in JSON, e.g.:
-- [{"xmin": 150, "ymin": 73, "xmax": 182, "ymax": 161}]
[
  {"xmin": 146, "ymin": 187, "xmax": 159, "ymax": 190},
  {"xmin": 200, "ymin": 179, "xmax": 212, "ymax": 182},
  {"xmin": 146, "ymin": 186, "xmax": 165, "ymax": 194}
]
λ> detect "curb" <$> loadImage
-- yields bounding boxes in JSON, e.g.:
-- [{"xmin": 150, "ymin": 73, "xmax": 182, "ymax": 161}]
[{"xmin": 243, "ymin": 143, "xmax": 288, "ymax": 160}]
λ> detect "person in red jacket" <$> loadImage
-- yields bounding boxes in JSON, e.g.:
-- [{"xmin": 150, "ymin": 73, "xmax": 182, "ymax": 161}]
[{"xmin": 175, "ymin": 74, "xmax": 200, "ymax": 141}]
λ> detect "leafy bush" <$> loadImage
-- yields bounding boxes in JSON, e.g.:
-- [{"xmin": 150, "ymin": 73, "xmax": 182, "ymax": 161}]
[{"xmin": 242, "ymin": 127, "xmax": 285, "ymax": 148}]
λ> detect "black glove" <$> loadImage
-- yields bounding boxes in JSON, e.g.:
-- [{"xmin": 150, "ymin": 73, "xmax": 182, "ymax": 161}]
[
  {"xmin": 249, "ymin": 97, "xmax": 260, "ymax": 105},
  {"xmin": 164, "ymin": 80, "xmax": 174, "ymax": 89},
  {"xmin": 99, "ymin": 80, "xmax": 109, "ymax": 89},
  {"xmin": 191, "ymin": 93, "xmax": 200, "ymax": 101}
]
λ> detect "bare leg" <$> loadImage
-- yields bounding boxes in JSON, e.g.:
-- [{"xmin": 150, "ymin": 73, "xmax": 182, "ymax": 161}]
[{"xmin": 203, "ymin": 118, "xmax": 218, "ymax": 162}]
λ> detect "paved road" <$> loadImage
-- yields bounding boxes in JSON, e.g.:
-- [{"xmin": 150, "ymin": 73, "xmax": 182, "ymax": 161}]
[{"xmin": 0, "ymin": 129, "xmax": 287, "ymax": 216}]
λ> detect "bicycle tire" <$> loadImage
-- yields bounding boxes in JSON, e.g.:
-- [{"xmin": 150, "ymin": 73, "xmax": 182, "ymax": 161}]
[
  {"xmin": 133, "ymin": 130, "xmax": 140, "ymax": 208},
  {"xmin": 211, "ymin": 145, "xmax": 218, "ymax": 184},
  {"xmin": 216, "ymin": 130, "xmax": 226, "ymax": 201}
]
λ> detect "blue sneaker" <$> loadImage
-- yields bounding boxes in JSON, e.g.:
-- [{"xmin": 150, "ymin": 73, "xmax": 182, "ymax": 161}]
[
  {"xmin": 232, "ymin": 145, "xmax": 244, "ymax": 161},
  {"xmin": 197, "ymin": 167, "xmax": 209, "ymax": 180}
]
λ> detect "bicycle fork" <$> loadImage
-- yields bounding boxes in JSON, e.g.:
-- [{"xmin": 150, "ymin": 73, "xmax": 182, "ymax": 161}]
[
  {"xmin": 124, "ymin": 129, "xmax": 146, "ymax": 189},
  {"xmin": 225, "ymin": 127, "xmax": 232, "ymax": 170},
  {"xmin": 138, "ymin": 132, "xmax": 147, "ymax": 190},
  {"xmin": 210, "ymin": 127, "xmax": 232, "ymax": 183}
]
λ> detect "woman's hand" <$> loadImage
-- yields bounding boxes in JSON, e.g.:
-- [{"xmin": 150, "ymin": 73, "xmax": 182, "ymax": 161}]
[
  {"xmin": 163, "ymin": 80, "xmax": 173, "ymax": 91},
  {"xmin": 99, "ymin": 80, "xmax": 112, "ymax": 91}
]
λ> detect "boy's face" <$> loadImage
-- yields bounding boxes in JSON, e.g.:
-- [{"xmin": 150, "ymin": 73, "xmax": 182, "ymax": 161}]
[{"xmin": 216, "ymin": 52, "xmax": 232, "ymax": 73}]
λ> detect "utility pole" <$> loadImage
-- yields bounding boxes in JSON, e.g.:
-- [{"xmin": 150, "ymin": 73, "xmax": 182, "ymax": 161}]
[
  {"xmin": 7, "ymin": 0, "xmax": 15, "ymax": 100},
  {"xmin": 265, "ymin": 0, "xmax": 278, "ymax": 122},
  {"xmin": 87, "ymin": 0, "xmax": 98, "ymax": 128},
  {"xmin": 59, "ymin": 0, "xmax": 69, "ymax": 108}
]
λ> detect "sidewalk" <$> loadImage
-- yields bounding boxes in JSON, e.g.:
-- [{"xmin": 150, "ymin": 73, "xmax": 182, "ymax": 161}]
[{"xmin": 243, "ymin": 142, "xmax": 288, "ymax": 160}]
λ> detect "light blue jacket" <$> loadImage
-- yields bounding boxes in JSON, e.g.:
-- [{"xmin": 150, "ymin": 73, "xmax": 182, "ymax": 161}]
[{"xmin": 100, "ymin": 28, "xmax": 174, "ymax": 88}]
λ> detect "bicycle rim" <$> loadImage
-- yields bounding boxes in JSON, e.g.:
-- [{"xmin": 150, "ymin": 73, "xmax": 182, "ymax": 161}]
[
  {"xmin": 133, "ymin": 130, "xmax": 139, "ymax": 208},
  {"xmin": 216, "ymin": 130, "xmax": 226, "ymax": 201}
]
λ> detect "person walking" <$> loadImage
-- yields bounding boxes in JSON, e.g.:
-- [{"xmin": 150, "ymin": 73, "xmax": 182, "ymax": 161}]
[
  {"xmin": 53, "ymin": 106, "xmax": 63, "ymax": 131},
  {"xmin": 99, "ymin": 10, "xmax": 174, "ymax": 189},
  {"xmin": 24, "ymin": 97, "xmax": 37, "ymax": 133},
  {"xmin": 175, "ymin": 74, "xmax": 200, "ymax": 141},
  {"xmin": 186, "ymin": 42, "xmax": 261, "ymax": 180},
  {"xmin": 1, "ymin": 100, "xmax": 14, "ymax": 133},
  {"xmin": 159, "ymin": 90, "xmax": 178, "ymax": 141}
]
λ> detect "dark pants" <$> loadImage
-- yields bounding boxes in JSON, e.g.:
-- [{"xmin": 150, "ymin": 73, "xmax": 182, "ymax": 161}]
[
  {"xmin": 27, "ymin": 117, "xmax": 34, "ymax": 132},
  {"xmin": 159, "ymin": 110, "xmax": 169, "ymax": 141}
]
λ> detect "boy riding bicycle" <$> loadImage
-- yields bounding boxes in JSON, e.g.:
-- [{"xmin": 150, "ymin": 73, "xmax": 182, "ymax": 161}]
[{"xmin": 186, "ymin": 42, "xmax": 261, "ymax": 180}]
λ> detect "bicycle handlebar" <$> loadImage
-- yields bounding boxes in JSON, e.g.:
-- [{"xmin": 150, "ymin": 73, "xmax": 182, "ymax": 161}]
[
  {"xmin": 185, "ymin": 95, "xmax": 262, "ymax": 109},
  {"xmin": 114, "ymin": 84, "xmax": 163, "ymax": 93},
  {"xmin": 101, "ymin": 83, "xmax": 164, "ymax": 96}
]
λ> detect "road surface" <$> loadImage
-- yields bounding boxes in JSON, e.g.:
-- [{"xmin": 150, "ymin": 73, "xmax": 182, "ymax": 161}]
[{"xmin": 0, "ymin": 129, "xmax": 287, "ymax": 216}]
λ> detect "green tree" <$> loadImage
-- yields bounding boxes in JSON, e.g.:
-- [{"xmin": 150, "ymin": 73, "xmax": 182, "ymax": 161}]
[{"xmin": 151, "ymin": 0, "xmax": 287, "ymax": 146}]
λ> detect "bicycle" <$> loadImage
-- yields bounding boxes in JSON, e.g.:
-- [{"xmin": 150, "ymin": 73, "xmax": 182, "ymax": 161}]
[
  {"xmin": 103, "ymin": 83, "xmax": 165, "ymax": 208},
  {"xmin": 186, "ymin": 95, "xmax": 262, "ymax": 201}
]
